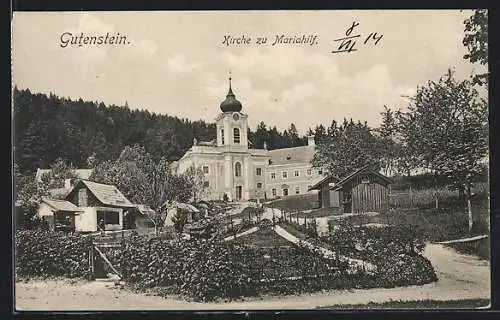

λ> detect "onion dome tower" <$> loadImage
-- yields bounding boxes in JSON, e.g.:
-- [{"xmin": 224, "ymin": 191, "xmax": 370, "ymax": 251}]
[{"xmin": 220, "ymin": 76, "xmax": 242, "ymax": 113}]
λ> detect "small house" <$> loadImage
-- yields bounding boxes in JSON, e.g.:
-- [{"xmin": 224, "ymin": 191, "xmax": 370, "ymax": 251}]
[
  {"xmin": 38, "ymin": 198, "xmax": 83, "ymax": 232},
  {"xmin": 309, "ymin": 165, "xmax": 392, "ymax": 214},
  {"xmin": 64, "ymin": 180, "xmax": 136, "ymax": 232},
  {"xmin": 125, "ymin": 204, "xmax": 156, "ymax": 231}
]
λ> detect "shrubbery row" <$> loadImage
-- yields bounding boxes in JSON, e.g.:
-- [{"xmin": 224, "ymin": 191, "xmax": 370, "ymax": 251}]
[
  {"xmin": 15, "ymin": 230, "xmax": 92, "ymax": 279},
  {"xmin": 15, "ymin": 227, "xmax": 438, "ymax": 302},
  {"xmin": 114, "ymin": 233, "xmax": 352, "ymax": 301}
]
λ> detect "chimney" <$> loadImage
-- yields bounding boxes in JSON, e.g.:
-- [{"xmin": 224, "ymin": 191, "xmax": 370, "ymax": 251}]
[
  {"xmin": 307, "ymin": 135, "xmax": 315, "ymax": 147},
  {"xmin": 263, "ymin": 141, "xmax": 268, "ymax": 150},
  {"xmin": 64, "ymin": 178, "xmax": 72, "ymax": 190}
]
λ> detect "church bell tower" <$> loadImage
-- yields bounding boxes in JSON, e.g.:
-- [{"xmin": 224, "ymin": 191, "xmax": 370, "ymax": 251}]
[{"xmin": 216, "ymin": 75, "xmax": 249, "ymax": 149}]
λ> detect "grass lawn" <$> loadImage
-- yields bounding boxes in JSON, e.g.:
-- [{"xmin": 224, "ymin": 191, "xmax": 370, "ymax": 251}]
[
  {"xmin": 316, "ymin": 299, "xmax": 490, "ymax": 309},
  {"xmin": 328, "ymin": 194, "xmax": 489, "ymax": 243},
  {"xmin": 289, "ymin": 207, "xmax": 341, "ymax": 218},
  {"xmin": 278, "ymin": 223, "xmax": 309, "ymax": 240},
  {"xmin": 445, "ymin": 237, "xmax": 490, "ymax": 261},
  {"xmin": 230, "ymin": 206, "xmax": 263, "ymax": 220},
  {"xmin": 266, "ymin": 194, "xmax": 319, "ymax": 212},
  {"xmin": 233, "ymin": 227, "xmax": 292, "ymax": 247}
]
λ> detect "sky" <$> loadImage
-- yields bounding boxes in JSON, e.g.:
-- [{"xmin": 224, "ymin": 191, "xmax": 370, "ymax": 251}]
[{"xmin": 11, "ymin": 10, "xmax": 486, "ymax": 134}]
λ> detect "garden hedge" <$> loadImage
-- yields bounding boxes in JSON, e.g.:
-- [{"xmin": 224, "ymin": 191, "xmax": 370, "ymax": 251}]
[
  {"xmin": 15, "ymin": 230, "xmax": 92, "ymax": 279},
  {"xmin": 116, "ymin": 234, "xmax": 352, "ymax": 301},
  {"xmin": 15, "ymin": 227, "xmax": 438, "ymax": 302},
  {"xmin": 324, "ymin": 221, "xmax": 437, "ymax": 286}
]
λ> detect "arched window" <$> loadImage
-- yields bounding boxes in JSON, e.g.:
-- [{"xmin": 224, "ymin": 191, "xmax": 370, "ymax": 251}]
[
  {"xmin": 233, "ymin": 128, "xmax": 240, "ymax": 144},
  {"xmin": 235, "ymin": 162, "xmax": 242, "ymax": 177}
]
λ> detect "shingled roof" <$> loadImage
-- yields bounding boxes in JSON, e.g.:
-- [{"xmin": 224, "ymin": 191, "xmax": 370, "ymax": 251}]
[
  {"xmin": 331, "ymin": 165, "xmax": 392, "ymax": 191},
  {"xmin": 268, "ymin": 145, "xmax": 315, "ymax": 166},
  {"xmin": 41, "ymin": 197, "xmax": 82, "ymax": 212},
  {"xmin": 71, "ymin": 180, "xmax": 135, "ymax": 208},
  {"xmin": 307, "ymin": 174, "xmax": 341, "ymax": 191}
]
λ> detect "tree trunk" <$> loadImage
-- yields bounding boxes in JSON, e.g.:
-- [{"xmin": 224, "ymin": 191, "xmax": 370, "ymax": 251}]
[
  {"xmin": 466, "ymin": 181, "xmax": 473, "ymax": 232},
  {"xmin": 434, "ymin": 171, "xmax": 439, "ymax": 210},
  {"xmin": 409, "ymin": 185, "xmax": 413, "ymax": 208}
]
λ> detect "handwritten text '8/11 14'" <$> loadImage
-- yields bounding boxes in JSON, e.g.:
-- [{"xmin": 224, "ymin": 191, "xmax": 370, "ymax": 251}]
[{"xmin": 332, "ymin": 21, "xmax": 383, "ymax": 54}]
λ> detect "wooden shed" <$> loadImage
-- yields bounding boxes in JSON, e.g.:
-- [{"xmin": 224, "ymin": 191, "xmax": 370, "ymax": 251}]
[
  {"xmin": 309, "ymin": 165, "xmax": 392, "ymax": 214},
  {"xmin": 308, "ymin": 175, "xmax": 341, "ymax": 209}
]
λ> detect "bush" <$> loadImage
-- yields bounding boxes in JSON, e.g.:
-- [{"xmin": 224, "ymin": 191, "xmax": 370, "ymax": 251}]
[
  {"xmin": 323, "ymin": 221, "xmax": 436, "ymax": 287},
  {"xmin": 15, "ymin": 227, "xmax": 438, "ymax": 302},
  {"xmin": 285, "ymin": 221, "xmax": 317, "ymax": 239},
  {"xmin": 374, "ymin": 254, "xmax": 437, "ymax": 287},
  {"xmin": 119, "ymin": 234, "xmax": 353, "ymax": 301},
  {"xmin": 15, "ymin": 230, "xmax": 92, "ymax": 279}
]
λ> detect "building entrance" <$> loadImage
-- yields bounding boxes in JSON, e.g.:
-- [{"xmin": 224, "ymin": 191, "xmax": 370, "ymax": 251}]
[{"xmin": 235, "ymin": 186, "xmax": 243, "ymax": 200}]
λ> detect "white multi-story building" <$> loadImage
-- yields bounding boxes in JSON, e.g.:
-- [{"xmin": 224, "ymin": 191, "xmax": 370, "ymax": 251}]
[{"xmin": 175, "ymin": 78, "xmax": 324, "ymax": 201}]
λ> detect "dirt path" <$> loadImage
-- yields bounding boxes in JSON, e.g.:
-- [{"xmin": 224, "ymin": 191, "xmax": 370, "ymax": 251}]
[{"xmin": 15, "ymin": 244, "xmax": 490, "ymax": 311}]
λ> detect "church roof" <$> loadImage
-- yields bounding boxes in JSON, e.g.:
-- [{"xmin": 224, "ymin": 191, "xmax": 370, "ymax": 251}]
[
  {"xmin": 268, "ymin": 145, "xmax": 315, "ymax": 166},
  {"xmin": 220, "ymin": 77, "xmax": 242, "ymax": 113}
]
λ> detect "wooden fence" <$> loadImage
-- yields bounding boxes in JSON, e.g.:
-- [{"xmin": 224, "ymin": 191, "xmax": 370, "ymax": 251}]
[
  {"xmin": 388, "ymin": 186, "xmax": 460, "ymax": 209},
  {"xmin": 88, "ymin": 231, "xmax": 126, "ymax": 280}
]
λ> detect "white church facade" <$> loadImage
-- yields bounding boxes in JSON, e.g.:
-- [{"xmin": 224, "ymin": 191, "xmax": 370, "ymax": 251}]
[{"xmin": 174, "ymin": 78, "xmax": 325, "ymax": 201}]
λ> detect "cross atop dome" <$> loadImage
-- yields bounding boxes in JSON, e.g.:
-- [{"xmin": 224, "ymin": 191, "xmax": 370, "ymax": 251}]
[{"xmin": 220, "ymin": 72, "xmax": 242, "ymax": 113}]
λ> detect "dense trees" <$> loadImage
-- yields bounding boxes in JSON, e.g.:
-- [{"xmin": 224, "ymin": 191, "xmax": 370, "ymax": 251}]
[
  {"xmin": 13, "ymin": 88, "xmax": 216, "ymax": 175},
  {"xmin": 312, "ymin": 118, "xmax": 383, "ymax": 178},
  {"xmin": 463, "ymin": 9, "xmax": 488, "ymax": 86},
  {"xmin": 13, "ymin": 88, "xmax": 313, "ymax": 176}
]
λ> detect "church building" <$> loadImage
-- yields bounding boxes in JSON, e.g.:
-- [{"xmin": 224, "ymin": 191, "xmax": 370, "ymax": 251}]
[{"xmin": 174, "ymin": 78, "xmax": 325, "ymax": 201}]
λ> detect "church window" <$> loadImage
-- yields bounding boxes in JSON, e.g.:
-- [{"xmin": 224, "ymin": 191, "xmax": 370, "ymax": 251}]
[
  {"xmin": 203, "ymin": 165, "xmax": 209, "ymax": 174},
  {"xmin": 272, "ymin": 188, "xmax": 276, "ymax": 196},
  {"xmin": 256, "ymin": 168, "xmax": 262, "ymax": 176},
  {"xmin": 257, "ymin": 182, "xmax": 262, "ymax": 189},
  {"xmin": 221, "ymin": 129, "xmax": 224, "ymax": 145},
  {"xmin": 270, "ymin": 172, "xmax": 276, "ymax": 179},
  {"xmin": 233, "ymin": 128, "xmax": 240, "ymax": 144},
  {"xmin": 295, "ymin": 186, "xmax": 300, "ymax": 194},
  {"xmin": 282, "ymin": 171, "xmax": 288, "ymax": 179},
  {"xmin": 294, "ymin": 170, "xmax": 299, "ymax": 177},
  {"xmin": 235, "ymin": 162, "xmax": 242, "ymax": 177}
]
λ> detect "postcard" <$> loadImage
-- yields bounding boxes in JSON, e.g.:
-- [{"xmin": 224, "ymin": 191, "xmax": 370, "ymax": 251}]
[{"xmin": 11, "ymin": 10, "xmax": 490, "ymax": 311}]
